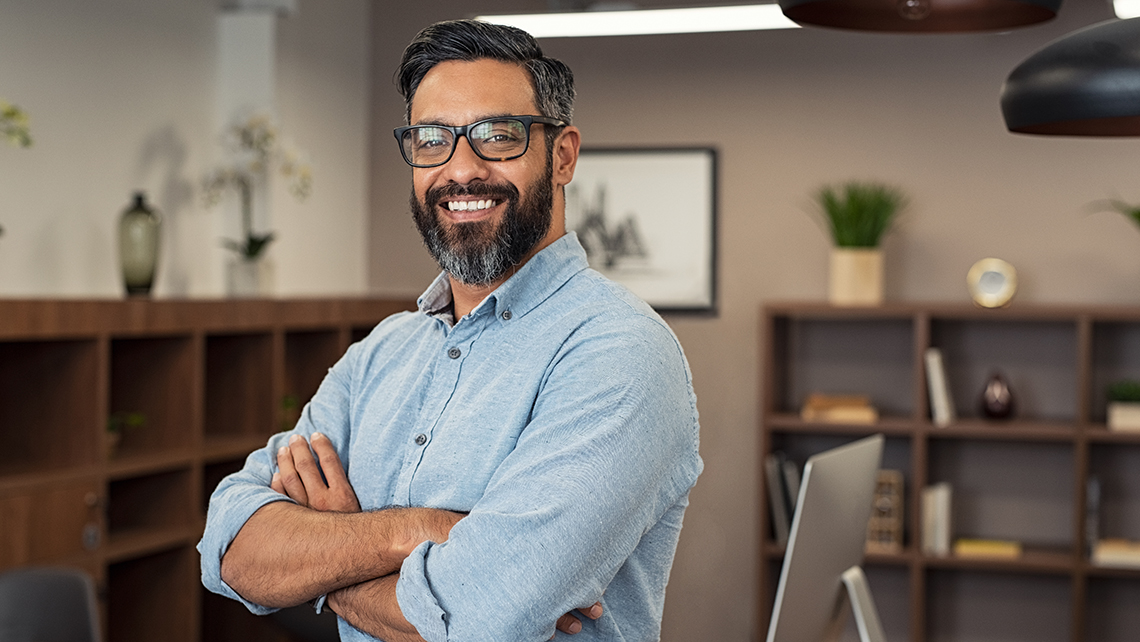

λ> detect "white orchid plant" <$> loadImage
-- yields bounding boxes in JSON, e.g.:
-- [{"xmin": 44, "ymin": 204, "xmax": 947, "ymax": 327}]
[
  {"xmin": 203, "ymin": 113, "xmax": 312, "ymax": 259},
  {"xmin": 0, "ymin": 98, "xmax": 32, "ymax": 238}
]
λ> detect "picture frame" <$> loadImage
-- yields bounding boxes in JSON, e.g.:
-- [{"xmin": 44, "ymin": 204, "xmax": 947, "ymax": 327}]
[{"xmin": 566, "ymin": 147, "xmax": 718, "ymax": 314}]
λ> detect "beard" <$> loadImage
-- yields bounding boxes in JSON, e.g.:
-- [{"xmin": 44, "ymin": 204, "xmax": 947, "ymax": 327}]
[{"xmin": 411, "ymin": 157, "xmax": 554, "ymax": 286}]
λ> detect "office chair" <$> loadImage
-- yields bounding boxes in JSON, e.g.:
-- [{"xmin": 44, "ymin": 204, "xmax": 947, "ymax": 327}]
[{"xmin": 0, "ymin": 566, "xmax": 102, "ymax": 642}]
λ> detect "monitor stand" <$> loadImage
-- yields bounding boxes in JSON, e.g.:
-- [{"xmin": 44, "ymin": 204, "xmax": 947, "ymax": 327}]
[{"xmin": 822, "ymin": 566, "xmax": 887, "ymax": 642}]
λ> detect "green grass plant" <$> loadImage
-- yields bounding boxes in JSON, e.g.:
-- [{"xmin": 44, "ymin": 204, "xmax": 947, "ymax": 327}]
[{"xmin": 815, "ymin": 181, "xmax": 906, "ymax": 248}]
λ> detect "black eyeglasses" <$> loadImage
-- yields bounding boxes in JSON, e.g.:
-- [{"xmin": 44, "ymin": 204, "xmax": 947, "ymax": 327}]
[{"xmin": 394, "ymin": 115, "xmax": 566, "ymax": 168}]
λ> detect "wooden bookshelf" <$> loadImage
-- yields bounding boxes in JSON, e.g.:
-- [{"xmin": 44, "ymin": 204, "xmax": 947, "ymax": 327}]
[
  {"xmin": 759, "ymin": 302, "xmax": 1140, "ymax": 642},
  {"xmin": 0, "ymin": 298, "xmax": 414, "ymax": 642}
]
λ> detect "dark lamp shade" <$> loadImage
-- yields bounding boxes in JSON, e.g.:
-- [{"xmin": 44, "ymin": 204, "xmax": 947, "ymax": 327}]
[
  {"xmin": 1002, "ymin": 17, "xmax": 1140, "ymax": 136},
  {"xmin": 779, "ymin": 0, "xmax": 1060, "ymax": 32}
]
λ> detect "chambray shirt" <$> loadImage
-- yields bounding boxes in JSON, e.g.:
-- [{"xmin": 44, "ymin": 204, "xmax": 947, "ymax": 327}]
[{"xmin": 198, "ymin": 233, "xmax": 703, "ymax": 642}]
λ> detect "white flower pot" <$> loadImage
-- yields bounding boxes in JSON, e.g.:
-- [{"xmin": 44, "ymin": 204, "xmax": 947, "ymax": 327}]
[
  {"xmin": 227, "ymin": 257, "xmax": 275, "ymax": 297},
  {"xmin": 829, "ymin": 247, "xmax": 883, "ymax": 306},
  {"xmin": 1107, "ymin": 401, "xmax": 1140, "ymax": 432}
]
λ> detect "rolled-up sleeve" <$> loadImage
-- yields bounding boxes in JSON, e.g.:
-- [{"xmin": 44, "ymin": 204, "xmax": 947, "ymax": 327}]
[{"xmin": 395, "ymin": 315, "xmax": 702, "ymax": 642}]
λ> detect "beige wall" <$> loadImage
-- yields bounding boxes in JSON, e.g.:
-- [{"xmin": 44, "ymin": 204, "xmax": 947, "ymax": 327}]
[
  {"xmin": 0, "ymin": 0, "xmax": 369, "ymax": 297},
  {"xmin": 370, "ymin": 1, "xmax": 1136, "ymax": 640}
]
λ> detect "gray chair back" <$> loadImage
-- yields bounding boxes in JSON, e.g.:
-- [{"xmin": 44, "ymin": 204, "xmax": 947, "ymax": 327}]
[{"xmin": 0, "ymin": 567, "xmax": 101, "ymax": 642}]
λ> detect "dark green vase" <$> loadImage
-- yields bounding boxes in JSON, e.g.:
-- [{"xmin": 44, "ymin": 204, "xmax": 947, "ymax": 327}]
[{"xmin": 119, "ymin": 192, "xmax": 160, "ymax": 296}]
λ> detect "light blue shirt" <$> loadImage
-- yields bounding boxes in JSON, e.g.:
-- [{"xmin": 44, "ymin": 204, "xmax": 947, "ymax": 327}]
[{"xmin": 198, "ymin": 233, "xmax": 703, "ymax": 642}]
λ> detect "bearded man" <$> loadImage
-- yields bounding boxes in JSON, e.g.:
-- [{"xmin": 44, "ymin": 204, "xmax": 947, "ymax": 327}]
[{"xmin": 199, "ymin": 19, "xmax": 702, "ymax": 642}]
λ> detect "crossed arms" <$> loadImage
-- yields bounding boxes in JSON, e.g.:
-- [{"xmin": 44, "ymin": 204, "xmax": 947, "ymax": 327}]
[{"xmin": 220, "ymin": 432, "xmax": 601, "ymax": 641}]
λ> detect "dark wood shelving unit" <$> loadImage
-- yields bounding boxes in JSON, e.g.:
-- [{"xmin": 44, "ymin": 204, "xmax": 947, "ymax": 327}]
[
  {"xmin": 0, "ymin": 298, "xmax": 414, "ymax": 642},
  {"xmin": 759, "ymin": 302, "xmax": 1140, "ymax": 642}
]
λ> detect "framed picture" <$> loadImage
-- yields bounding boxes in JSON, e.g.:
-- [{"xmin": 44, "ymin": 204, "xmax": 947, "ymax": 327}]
[{"xmin": 566, "ymin": 147, "xmax": 717, "ymax": 313}]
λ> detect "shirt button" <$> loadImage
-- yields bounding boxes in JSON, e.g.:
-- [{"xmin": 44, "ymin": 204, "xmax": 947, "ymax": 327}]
[
  {"xmin": 448, "ymin": 347, "xmax": 461, "ymax": 359},
  {"xmin": 415, "ymin": 433, "xmax": 427, "ymax": 446},
  {"xmin": 501, "ymin": 310, "xmax": 512, "ymax": 320}
]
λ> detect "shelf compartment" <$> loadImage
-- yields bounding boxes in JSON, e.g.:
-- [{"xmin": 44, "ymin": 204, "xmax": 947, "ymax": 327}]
[
  {"xmin": 923, "ymin": 546, "xmax": 1075, "ymax": 575},
  {"xmin": 925, "ymin": 569, "xmax": 1071, "ymax": 642},
  {"xmin": 1084, "ymin": 576, "xmax": 1140, "ymax": 642},
  {"xmin": 1088, "ymin": 443, "xmax": 1140, "ymax": 544},
  {"xmin": 1090, "ymin": 321, "xmax": 1140, "ymax": 425},
  {"xmin": 106, "ymin": 468, "xmax": 192, "ymax": 545},
  {"xmin": 283, "ymin": 329, "xmax": 342, "ymax": 431},
  {"xmin": 204, "ymin": 333, "xmax": 274, "ymax": 439},
  {"xmin": 0, "ymin": 339, "xmax": 99, "ymax": 475},
  {"xmin": 0, "ymin": 476, "xmax": 100, "ymax": 569},
  {"xmin": 109, "ymin": 335, "xmax": 196, "ymax": 460},
  {"xmin": 107, "ymin": 546, "xmax": 196, "ymax": 642},
  {"xmin": 931, "ymin": 318, "xmax": 1078, "ymax": 423},
  {"xmin": 202, "ymin": 457, "xmax": 249, "ymax": 516},
  {"xmin": 925, "ymin": 419, "xmax": 1076, "ymax": 442},
  {"xmin": 928, "ymin": 440, "xmax": 1074, "ymax": 551},
  {"xmin": 769, "ymin": 315, "xmax": 915, "ymax": 419}
]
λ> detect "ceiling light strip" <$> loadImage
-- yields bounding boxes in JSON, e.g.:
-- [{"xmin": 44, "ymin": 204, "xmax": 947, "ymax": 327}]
[{"xmin": 475, "ymin": 4, "xmax": 800, "ymax": 38}]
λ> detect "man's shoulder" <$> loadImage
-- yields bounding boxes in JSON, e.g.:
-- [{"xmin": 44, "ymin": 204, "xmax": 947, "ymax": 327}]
[{"xmin": 554, "ymin": 268, "xmax": 676, "ymax": 338}]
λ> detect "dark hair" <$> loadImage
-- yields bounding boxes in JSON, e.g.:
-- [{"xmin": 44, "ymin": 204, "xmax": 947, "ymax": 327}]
[{"xmin": 396, "ymin": 19, "xmax": 575, "ymax": 148}]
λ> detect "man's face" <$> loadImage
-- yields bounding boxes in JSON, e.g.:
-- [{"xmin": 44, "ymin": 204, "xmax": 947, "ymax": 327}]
[{"xmin": 408, "ymin": 59, "xmax": 560, "ymax": 286}]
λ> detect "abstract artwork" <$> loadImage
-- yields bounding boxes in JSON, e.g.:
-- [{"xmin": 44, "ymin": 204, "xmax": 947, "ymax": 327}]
[{"xmin": 566, "ymin": 147, "xmax": 717, "ymax": 313}]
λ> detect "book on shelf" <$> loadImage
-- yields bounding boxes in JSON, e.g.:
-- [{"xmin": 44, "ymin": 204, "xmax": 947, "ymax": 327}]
[
  {"xmin": 781, "ymin": 458, "xmax": 801, "ymax": 510},
  {"xmin": 799, "ymin": 393, "xmax": 878, "ymax": 424},
  {"xmin": 1092, "ymin": 539, "xmax": 1140, "ymax": 568},
  {"xmin": 954, "ymin": 538, "xmax": 1022, "ymax": 559},
  {"xmin": 1086, "ymin": 476, "xmax": 1100, "ymax": 558},
  {"xmin": 921, "ymin": 482, "xmax": 952, "ymax": 556},
  {"xmin": 765, "ymin": 452, "xmax": 791, "ymax": 546},
  {"xmin": 924, "ymin": 347, "xmax": 956, "ymax": 427}
]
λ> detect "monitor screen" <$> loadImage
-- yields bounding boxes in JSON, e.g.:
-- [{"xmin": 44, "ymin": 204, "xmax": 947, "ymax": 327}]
[{"xmin": 766, "ymin": 434, "xmax": 885, "ymax": 642}]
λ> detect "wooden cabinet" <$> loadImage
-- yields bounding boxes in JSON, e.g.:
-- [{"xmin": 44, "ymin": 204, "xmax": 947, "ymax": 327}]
[
  {"xmin": 0, "ymin": 298, "xmax": 413, "ymax": 642},
  {"xmin": 759, "ymin": 303, "xmax": 1140, "ymax": 642}
]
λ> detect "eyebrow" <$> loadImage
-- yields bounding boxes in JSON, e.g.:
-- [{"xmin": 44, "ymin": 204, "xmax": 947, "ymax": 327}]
[{"xmin": 411, "ymin": 113, "xmax": 525, "ymax": 127}]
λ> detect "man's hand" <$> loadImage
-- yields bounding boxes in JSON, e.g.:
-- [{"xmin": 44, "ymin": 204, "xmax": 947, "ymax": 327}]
[
  {"xmin": 554, "ymin": 602, "xmax": 603, "ymax": 636},
  {"xmin": 271, "ymin": 432, "xmax": 361, "ymax": 512}
]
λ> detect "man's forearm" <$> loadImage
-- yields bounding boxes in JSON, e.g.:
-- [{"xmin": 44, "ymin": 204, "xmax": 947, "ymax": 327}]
[
  {"xmin": 329, "ymin": 575, "xmax": 425, "ymax": 642},
  {"xmin": 220, "ymin": 501, "xmax": 460, "ymax": 607}
]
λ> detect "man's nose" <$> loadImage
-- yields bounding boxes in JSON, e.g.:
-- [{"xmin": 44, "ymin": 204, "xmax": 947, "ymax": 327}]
[{"xmin": 440, "ymin": 136, "xmax": 491, "ymax": 184}]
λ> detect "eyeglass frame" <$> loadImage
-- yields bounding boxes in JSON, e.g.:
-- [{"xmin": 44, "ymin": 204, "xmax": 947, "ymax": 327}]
[{"xmin": 393, "ymin": 115, "xmax": 567, "ymax": 168}]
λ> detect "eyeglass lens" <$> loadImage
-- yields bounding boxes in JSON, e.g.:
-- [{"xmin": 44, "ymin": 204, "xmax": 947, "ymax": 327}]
[{"xmin": 401, "ymin": 118, "xmax": 529, "ymax": 166}]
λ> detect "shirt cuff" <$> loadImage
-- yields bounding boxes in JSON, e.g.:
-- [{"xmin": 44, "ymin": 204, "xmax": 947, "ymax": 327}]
[{"xmin": 395, "ymin": 541, "xmax": 448, "ymax": 642}]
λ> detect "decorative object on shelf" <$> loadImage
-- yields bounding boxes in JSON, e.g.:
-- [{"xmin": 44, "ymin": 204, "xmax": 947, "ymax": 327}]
[
  {"xmin": 779, "ymin": 0, "xmax": 1059, "ymax": 33},
  {"xmin": 1086, "ymin": 476, "xmax": 1101, "ymax": 557},
  {"xmin": 921, "ymin": 481, "xmax": 952, "ymax": 556},
  {"xmin": 203, "ymin": 112, "xmax": 312, "ymax": 296},
  {"xmin": 981, "ymin": 371, "xmax": 1015, "ymax": 419},
  {"xmin": 1106, "ymin": 380, "xmax": 1140, "ymax": 432},
  {"xmin": 813, "ymin": 181, "xmax": 906, "ymax": 307},
  {"xmin": 967, "ymin": 257, "xmax": 1017, "ymax": 308},
  {"xmin": 106, "ymin": 411, "xmax": 146, "ymax": 458},
  {"xmin": 764, "ymin": 452, "xmax": 793, "ymax": 546},
  {"xmin": 866, "ymin": 469, "xmax": 904, "ymax": 555},
  {"xmin": 954, "ymin": 538, "xmax": 1022, "ymax": 559},
  {"xmin": 800, "ymin": 392, "xmax": 879, "ymax": 423},
  {"xmin": 1002, "ymin": 17, "xmax": 1140, "ymax": 136},
  {"xmin": 924, "ymin": 347, "xmax": 956, "ymax": 427},
  {"xmin": 1092, "ymin": 538, "xmax": 1140, "ymax": 568},
  {"xmin": 118, "ymin": 192, "xmax": 161, "ymax": 296}
]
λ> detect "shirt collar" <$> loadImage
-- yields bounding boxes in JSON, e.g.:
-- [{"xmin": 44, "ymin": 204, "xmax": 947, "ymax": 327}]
[{"xmin": 416, "ymin": 232, "xmax": 590, "ymax": 324}]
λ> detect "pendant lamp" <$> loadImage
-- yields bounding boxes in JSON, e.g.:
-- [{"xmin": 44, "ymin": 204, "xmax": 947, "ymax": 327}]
[
  {"xmin": 1002, "ymin": 17, "xmax": 1140, "ymax": 136},
  {"xmin": 779, "ymin": 0, "xmax": 1060, "ymax": 32}
]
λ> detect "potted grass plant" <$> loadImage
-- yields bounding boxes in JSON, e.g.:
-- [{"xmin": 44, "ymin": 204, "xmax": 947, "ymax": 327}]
[
  {"xmin": 813, "ymin": 181, "xmax": 906, "ymax": 306},
  {"xmin": 1107, "ymin": 380, "xmax": 1140, "ymax": 432}
]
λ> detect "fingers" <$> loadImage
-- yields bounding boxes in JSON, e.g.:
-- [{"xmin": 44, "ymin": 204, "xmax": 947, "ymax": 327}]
[
  {"xmin": 275, "ymin": 441, "xmax": 309, "ymax": 506},
  {"xmin": 579, "ymin": 602, "xmax": 603, "ymax": 620},
  {"xmin": 288, "ymin": 433, "xmax": 327, "ymax": 494},
  {"xmin": 555, "ymin": 613, "xmax": 582, "ymax": 635},
  {"xmin": 310, "ymin": 432, "xmax": 348, "ymax": 487}
]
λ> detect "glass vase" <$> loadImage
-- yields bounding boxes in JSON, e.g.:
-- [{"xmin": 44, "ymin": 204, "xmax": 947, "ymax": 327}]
[{"xmin": 119, "ymin": 192, "xmax": 160, "ymax": 296}]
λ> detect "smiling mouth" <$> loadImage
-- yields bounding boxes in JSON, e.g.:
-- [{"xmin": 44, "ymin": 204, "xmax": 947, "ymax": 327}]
[{"xmin": 446, "ymin": 199, "xmax": 499, "ymax": 212}]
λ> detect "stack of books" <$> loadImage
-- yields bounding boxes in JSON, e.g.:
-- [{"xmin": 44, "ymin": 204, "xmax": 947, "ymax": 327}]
[
  {"xmin": 921, "ymin": 482, "xmax": 952, "ymax": 556},
  {"xmin": 954, "ymin": 538, "xmax": 1022, "ymax": 559},
  {"xmin": 1093, "ymin": 539, "xmax": 1140, "ymax": 568},
  {"xmin": 800, "ymin": 393, "xmax": 878, "ymax": 424}
]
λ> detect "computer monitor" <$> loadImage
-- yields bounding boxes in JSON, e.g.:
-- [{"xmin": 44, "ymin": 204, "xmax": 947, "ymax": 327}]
[{"xmin": 766, "ymin": 434, "xmax": 887, "ymax": 642}]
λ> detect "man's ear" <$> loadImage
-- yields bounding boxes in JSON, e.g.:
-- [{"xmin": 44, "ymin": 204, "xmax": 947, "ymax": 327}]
[{"xmin": 552, "ymin": 126, "xmax": 581, "ymax": 189}]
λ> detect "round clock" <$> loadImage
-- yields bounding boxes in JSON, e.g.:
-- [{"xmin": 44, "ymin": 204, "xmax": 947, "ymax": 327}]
[{"xmin": 967, "ymin": 258, "xmax": 1017, "ymax": 308}]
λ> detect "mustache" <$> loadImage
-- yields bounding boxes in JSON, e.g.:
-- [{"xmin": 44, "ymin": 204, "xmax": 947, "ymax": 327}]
[{"xmin": 426, "ymin": 181, "xmax": 518, "ymax": 207}]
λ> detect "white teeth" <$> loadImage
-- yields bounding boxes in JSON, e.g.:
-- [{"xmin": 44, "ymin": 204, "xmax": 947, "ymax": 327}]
[{"xmin": 447, "ymin": 200, "xmax": 495, "ymax": 212}]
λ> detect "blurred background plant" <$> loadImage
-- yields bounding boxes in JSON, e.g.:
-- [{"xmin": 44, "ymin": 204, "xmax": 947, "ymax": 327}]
[
  {"xmin": 1, "ymin": 98, "xmax": 32, "ymax": 238},
  {"xmin": 203, "ymin": 112, "xmax": 312, "ymax": 259},
  {"xmin": 814, "ymin": 181, "xmax": 906, "ymax": 247}
]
